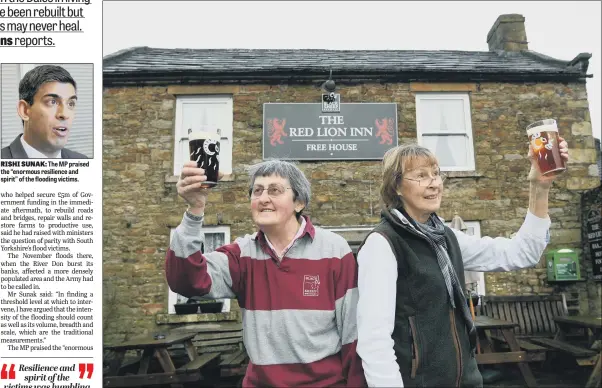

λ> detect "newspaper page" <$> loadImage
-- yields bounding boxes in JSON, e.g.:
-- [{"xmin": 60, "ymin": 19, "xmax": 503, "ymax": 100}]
[
  {"xmin": 1, "ymin": 1, "xmax": 601, "ymax": 388},
  {"xmin": 0, "ymin": 0, "xmax": 102, "ymax": 386}
]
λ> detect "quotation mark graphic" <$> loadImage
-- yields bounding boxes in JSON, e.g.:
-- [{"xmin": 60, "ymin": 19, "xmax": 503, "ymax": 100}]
[
  {"xmin": 0, "ymin": 364, "xmax": 16, "ymax": 380},
  {"xmin": 78, "ymin": 363, "xmax": 94, "ymax": 379}
]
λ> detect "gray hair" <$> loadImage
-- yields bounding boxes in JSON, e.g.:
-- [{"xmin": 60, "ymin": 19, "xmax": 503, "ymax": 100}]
[{"xmin": 247, "ymin": 160, "xmax": 311, "ymax": 217}]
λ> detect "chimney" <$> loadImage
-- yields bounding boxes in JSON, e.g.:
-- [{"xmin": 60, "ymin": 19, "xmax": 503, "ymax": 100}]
[{"xmin": 487, "ymin": 14, "xmax": 528, "ymax": 52}]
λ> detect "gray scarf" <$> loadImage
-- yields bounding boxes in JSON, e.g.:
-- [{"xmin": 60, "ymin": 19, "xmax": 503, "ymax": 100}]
[{"xmin": 414, "ymin": 213, "xmax": 477, "ymax": 354}]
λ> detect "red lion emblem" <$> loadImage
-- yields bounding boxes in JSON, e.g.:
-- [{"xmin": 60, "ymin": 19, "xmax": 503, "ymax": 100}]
[
  {"xmin": 375, "ymin": 118, "xmax": 394, "ymax": 145},
  {"xmin": 268, "ymin": 118, "xmax": 287, "ymax": 146}
]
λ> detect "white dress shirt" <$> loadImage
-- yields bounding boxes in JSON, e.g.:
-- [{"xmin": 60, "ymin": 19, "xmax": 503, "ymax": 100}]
[
  {"xmin": 20, "ymin": 136, "xmax": 62, "ymax": 158},
  {"xmin": 356, "ymin": 210, "xmax": 551, "ymax": 387}
]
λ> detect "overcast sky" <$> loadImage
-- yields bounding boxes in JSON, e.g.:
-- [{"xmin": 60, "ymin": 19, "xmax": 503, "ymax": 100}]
[{"xmin": 103, "ymin": 1, "xmax": 601, "ymax": 141}]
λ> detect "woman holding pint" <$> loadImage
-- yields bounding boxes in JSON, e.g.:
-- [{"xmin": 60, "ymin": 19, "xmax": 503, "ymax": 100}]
[
  {"xmin": 166, "ymin": 157, "xmax": 366, "ymax": 387},
  {"xmin": 356, "ymin": 125, "xmax": 569, "ymax": 387}
]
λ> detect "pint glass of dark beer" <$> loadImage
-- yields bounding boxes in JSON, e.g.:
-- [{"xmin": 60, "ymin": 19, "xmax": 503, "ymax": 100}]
[
  {"xmin": 189, "ymin": 129, "xmax": 220, "ymax": 188},
  {"xmin": 526, "ymin": 119, "xmax": 566, "ymax": 176}
]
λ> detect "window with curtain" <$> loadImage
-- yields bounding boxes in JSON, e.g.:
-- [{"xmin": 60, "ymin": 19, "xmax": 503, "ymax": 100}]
[
  {"xmin": 168, "ymin": 225, "xmax": 231, "ymax": 313},
  {"xmin": 173, "ymin": 95, "xmax": 233, "ymax": 176},
  {"xmin": 415, "ymin": 93, "xmax": 475, "ymax": 171}
]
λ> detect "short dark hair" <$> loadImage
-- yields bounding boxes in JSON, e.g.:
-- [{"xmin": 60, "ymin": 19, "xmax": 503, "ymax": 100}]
[{"xmin": 19, "ymin": 65, "xmax": 76, "ymax": 105}]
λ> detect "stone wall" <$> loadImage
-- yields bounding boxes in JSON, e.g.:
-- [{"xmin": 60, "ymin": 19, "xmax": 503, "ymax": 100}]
[{"xmin": 102, "ymin": 81, "xmax": 600, "ymax": 342}]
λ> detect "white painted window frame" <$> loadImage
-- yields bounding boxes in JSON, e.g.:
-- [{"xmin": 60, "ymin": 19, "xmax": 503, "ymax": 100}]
[
  {"xmin": 173, "ymin": 95, "xmax": 233, "ymax": 176},
  {"xmin": 167, "ymin": 225, "xmax": 231, "ymax": 314},
  {"xmin": 415, "ymin": 92, "xmax": 476, "ymax": 171},
  {"xmin": 446, "ymin": 220, "xmax": 486, "ymax": 296}
]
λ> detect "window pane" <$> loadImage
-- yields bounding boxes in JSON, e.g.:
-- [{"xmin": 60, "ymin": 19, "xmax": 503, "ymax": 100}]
[
  {"xmin": 175, "ymin": 98, "xmax": 233, "ymax": 176},
  {"xmin": 169, "ymin": 228, "xmax": 230, "ymax": 311},
  {"xmin": 204, "ymin": 233, "xmax": 225, "ymax": 252},
  {"xmin": 175, "ymin": 232, "xmax": 225, "ymax": 304},
  {"xmin": 419, "ymin": 98, "xmax": 467, "ymax": 134},
  {"xmin": 464, "ymin": 223, "xmax": 485, "ymax": 297},
  {"xmin": 181, "ymin": 103, "xmax": 224, "ymax": 133},
  {"xmin": 422, "ymin": 135, "xmax": 468, "ymax": 168},
  {"xmin": 177, "ymin": 140, "xmax": 188, "ymax": 174},
  {"xmin": 465, "ymin": 272, "xmax": 481, "ymax": 291}
]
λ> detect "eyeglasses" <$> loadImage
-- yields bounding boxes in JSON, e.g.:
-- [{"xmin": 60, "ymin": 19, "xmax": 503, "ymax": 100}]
[
  {"xmin": 403, "ymin": 172, "xmax": 447, "ymax": 187},
  {"xmin": 250, "ymin": 185, "xmax": 293, "ymax": 198}
]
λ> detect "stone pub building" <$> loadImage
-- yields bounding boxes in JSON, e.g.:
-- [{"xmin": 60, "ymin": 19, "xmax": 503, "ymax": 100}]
[{"xmin": 102, "ymin": 14, "xmax": 600, "ymax": 345}]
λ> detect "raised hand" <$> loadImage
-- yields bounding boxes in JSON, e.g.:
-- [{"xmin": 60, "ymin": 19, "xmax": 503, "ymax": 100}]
[{"xmin": 176, "ymin": 161, "xmax": 210, "ymax": 212}]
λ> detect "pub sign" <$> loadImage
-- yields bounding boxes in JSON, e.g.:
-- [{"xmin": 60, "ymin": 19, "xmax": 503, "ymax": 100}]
[
  {"xmin": 263, "ymin": 103, "xmax": 398, "ymax": 160},
  {"xmin": 586, "ymin": 209, "xmax": 602, "ymax": 281}
]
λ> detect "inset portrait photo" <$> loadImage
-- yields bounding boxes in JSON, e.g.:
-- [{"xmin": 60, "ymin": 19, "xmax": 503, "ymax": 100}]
[{"xmin": 1, "ymin": 63, "xmax": 94, "ymax": 159}]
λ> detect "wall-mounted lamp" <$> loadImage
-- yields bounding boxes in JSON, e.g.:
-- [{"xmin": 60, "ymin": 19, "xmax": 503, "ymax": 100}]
[
  {"xmin": 321, "ymin": 69, "xmax": 336, "ymax": 94},
  {"xmin": 321, "ymin": 69, "xmax": 340, "ymax": 113}
]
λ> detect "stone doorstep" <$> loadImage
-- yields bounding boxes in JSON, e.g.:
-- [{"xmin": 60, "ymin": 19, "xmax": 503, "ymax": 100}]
[
  {"xmin": 156, "ymin": 311, "xmax": 241, "ymax": 325},
  {"xmin": 168, "ymin": 322, "xmax": 243, "ymax": 333}
]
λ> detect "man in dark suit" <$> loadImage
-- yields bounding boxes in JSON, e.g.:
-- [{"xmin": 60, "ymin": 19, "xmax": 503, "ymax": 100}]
[{"xmin": 1, "ymin": 65, "xmax": 88, "ymax": 159}]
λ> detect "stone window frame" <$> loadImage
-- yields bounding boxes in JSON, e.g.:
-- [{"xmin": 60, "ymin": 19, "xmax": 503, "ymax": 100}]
[
  {"xmin": 173, "ymin": 94, "xmax": 234, "ymax": 176},
  {"xmin": 167, "ymin": 225, "xmax": 232, "ymax": 314},
  {"xmin": 415, "ymin": 92, "xmax": 476, "ymax": 172},
  {"xmin": 322, "ymin": 226, "xmax": 375, "ymax": 257}
]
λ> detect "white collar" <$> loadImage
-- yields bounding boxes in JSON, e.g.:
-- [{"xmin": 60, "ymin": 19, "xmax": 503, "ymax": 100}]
[
  {"xmin": 391, "ymin": 208, "xmax": 416, "ymax": 229},
  {"xmin": 20, "ymin": 135, "xmax": 62, "ymax": 159},
  {"xmin": 265, "ymin": 217, "xmax": 306, "ymax": 259}
]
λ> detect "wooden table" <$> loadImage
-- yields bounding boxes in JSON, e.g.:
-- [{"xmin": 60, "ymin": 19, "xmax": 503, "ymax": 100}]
[
  {"xmin": 554, "ymin": 315, "xmax": 602, "ymax": 342},
  {"xmin": 103, "ymin": 332, "xmax": 220, "ymax": 388},
  {"xmin": 554, "ymin": 315, "xmax": 601, "ymax": 388},
  {"xmin": 474, "ymin": 316, "xmax": 537, "ymax": 387}
]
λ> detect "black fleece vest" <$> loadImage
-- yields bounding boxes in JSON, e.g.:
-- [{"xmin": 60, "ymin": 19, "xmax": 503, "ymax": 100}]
[{"xmin": 360, "ymin": 209, "xmax": 483, "ymax": 387}]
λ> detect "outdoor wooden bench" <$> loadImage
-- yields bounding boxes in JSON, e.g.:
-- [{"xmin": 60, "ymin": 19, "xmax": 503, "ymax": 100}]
[
  {"xmin": 529, "ymin": 337, "xmax": 597, "ymax": 365},
  {"xmin": 534, "ymin": 315, "xmax": 602, "ymax": 388},
  {"xmin": 488, "ymin": 334, "xmax": 549, "ymax": 356},
  {"xmin": 477, "ymin": 294, "xmax": 572, "ymax": 361},
  {"xmin": 220, "ymin": 348, "xmax": 249, "ymax": 378},
  {"xmin": 114, "ymin": 356, "xmax": 142, "ymax": 375},
  {"xmin": 177, "ymin": 352, "xmax": 221, "ymax": 373},
  {"xmin": 474, "ymin": 316, "xmax": 539, "ymax": 386},
  {"xmin": 479, "ymin": 294, "xmax": 569, "ymax": 339},
  {"xmin": 104, "ymin": 332, "xmax": 220, "ymax": 388},
  {"xmin": 220, "ymin": 349, "xmax": 247, "ymax": 367}
]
